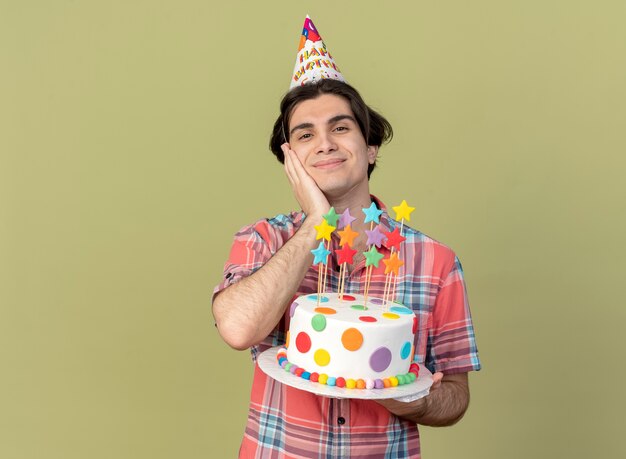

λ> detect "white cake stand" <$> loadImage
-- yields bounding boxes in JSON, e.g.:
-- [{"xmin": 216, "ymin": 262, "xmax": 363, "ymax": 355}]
[{"xmin": 258, "ymin": 346, "xmax": 434, "ymax": 401}]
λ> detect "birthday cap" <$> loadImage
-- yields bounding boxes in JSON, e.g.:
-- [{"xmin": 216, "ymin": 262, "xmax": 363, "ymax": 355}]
[{"xmin": 290, "ymin": 15, "xmax": 346, "ymax": 89}]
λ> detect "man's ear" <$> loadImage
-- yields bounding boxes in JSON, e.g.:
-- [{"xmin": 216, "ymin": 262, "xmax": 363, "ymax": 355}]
[{"xmin": 367, "ymin": 145, "xmax": 379, "ymax": 164}]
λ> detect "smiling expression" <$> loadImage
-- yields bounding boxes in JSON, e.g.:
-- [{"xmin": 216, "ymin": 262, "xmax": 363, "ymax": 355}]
[{"xmin": 288, "ymin": 94, "xmax": 378, "ymax": 199}]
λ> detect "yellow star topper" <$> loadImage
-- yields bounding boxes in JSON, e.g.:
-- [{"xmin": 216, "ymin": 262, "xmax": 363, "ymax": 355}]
[
  {"xmin": 314, "ymin": 218, "xmax": 336, "ymax": 241},
  {"xmin": 392, "ymin": 200, "xmax": 415, "ymax": 222},
  {"xmin": 383, "ymin": 252, "xmax": 405, "ymax": 275}
]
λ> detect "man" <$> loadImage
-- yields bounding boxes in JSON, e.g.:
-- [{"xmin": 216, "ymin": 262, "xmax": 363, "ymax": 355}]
[{"xmin": 212, "ymin": 17, "xmax": 480, "ymax": 458}]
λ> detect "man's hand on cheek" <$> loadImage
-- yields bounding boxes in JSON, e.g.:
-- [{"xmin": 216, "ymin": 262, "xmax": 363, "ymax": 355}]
[{"xmin": 282, "ymin": 143, "xmax": 330, "ymax": 220}]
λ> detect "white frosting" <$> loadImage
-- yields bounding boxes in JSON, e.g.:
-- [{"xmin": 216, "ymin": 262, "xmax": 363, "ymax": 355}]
[{"xmin": 286, "ymin": 293, "xmax": 416, "ymax": 381}]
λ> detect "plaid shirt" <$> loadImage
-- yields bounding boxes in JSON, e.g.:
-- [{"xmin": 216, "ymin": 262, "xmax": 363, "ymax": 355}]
[{"xmin": 213, "ymin": 197, "xmax": 481, "ymax": 458}]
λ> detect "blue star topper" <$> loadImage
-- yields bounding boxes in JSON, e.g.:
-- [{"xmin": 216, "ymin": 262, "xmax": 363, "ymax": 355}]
[
  {"xmin": 362, "ymin": 202, "xmax": 383, "ymax": 224},
  {"xmin": 311, "ymin": 241, "xmax": 331, "ymax": 265}
]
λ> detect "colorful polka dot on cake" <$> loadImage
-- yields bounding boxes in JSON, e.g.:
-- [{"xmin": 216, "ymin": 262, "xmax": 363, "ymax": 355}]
[
  {"xmin": 341, "ymin": 328, "xmax": 363, "ymax": 351},
  {"xmin": 401, "ymin": 342, "xmax": 412, "ymax": 359},
  {"xmin": 370, "ymin": 347, "xmax": 392, "ymax": 372},
  {"xmin": 307, "ymin": 294, "xmax": 329, "ymax": 302},
  {"xmin": 390, "ymin": 306, "xmax": 413, "ymax": 315},
  {"xmin": 295, "ymin": 332, "xmax": 311, "ymax": 353},
  {"xmin": 359, "ymin": 316, "xmax": 377, "ymax": 322},
  {"xmin": 382, "ymin": 312, "xmax": 400, "ymax": 320},
  {"xmin": 311, "ymin": 314, "xmax": 327, "ymax": 331},
  {"xmin": 314, "ymin": 307, "xmax": 337, "ymax": 315},
  {"xmin": 314, "ymin": 348, "xmax": 331, "ymax": 366},
  {"xmin": 289, "ymin": 302, "xmax": 299, "ymax": 318}
]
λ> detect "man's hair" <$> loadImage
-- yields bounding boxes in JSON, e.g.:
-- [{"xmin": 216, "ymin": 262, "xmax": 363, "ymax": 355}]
[{"xmin": 269, "ymin": 79, "xmax": 393, "ymax": 178}]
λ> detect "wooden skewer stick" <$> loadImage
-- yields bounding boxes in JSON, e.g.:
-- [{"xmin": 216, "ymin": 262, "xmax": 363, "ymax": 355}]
[
  {"xmin": 317, "ymin": 263, "xmax": 322, "ymax": 307},
  {"xmin": 322, "ymin": 242, "xmax": 329, "ymax": 295},
  {"xmin": 362, "ymin": 222, "xmax": 375, "ymax": 304},
  {"xmin": 340, "ymin": 263, "xmax": 347, "ymax": 299},
  {"xmin": 338, "ymin": 263, "xmax": 343, "ymax": 300},
  {"xmin": 382, "ymin": 272, "xmax": 391, "ymax": 306},
  {"xmin": 364, "ymin": 265, "xmax": 374, "ymax": 306}
]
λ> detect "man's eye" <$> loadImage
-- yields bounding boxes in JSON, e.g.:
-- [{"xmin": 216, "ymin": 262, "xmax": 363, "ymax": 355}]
[
  {"xmin": 299, "ymin": 133, "xmax": 312, "ymax": 140},
  {"xmin": 334, "ymin": 126, "xmax": 348, "ymax": 132}
]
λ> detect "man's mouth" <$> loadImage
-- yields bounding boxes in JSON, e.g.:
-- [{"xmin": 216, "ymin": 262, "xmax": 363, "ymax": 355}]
[{"xmin": 313, "ymin": 158, "xmax": 345, "ymax": 169}]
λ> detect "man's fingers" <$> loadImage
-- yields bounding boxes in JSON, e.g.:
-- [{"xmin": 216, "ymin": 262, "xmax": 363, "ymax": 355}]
[
  {"xmin": 282, "ymin": 144, "xmax": 298, "ymax": 187},
  {"xmin": 431, "ymin": 372, "xmax": 444, "ymax": 390}
]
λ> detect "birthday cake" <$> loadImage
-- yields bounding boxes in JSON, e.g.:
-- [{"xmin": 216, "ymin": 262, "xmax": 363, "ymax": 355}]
[
  {"xmin": 272, "ymin": 199, "xmax": 419, "ymax": 390},
  {"xmin": 277, "ymin": 293, "xmax": 420, "ymax": 389}
]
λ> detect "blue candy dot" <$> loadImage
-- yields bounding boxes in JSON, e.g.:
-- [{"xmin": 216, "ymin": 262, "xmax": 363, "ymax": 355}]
[
  {"xmin": 307, "ymin": 294, "xmax": 329, "ymax": 303},
  {"xmin": 401, "ymin": 341, "xmax": 412, "ymax": 359},
  {"xmin": 390, "ymin": 306, "xmax": 413, "ymax": 315}
]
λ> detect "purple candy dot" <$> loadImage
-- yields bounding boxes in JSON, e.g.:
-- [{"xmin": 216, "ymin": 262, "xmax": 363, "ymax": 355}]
[
  {"xmin": 374, "ymin": 379, "xmax": 384, "ymax": 389},
  {"xmin": 289, "ymin": 302, "xmax": 299, "ymax": 318},
  {"xmin": 289, "ymin": 365, "xmax": 298, "ymax": 374},
  {"xmin": 370, "ymin": 347, "xmax": 392, "ymax": 372},
  {"xmin": 280, "ymin": 360, "xmax": 288, "ymax": 369},
  {"xmin": 369, "ymin": 298, "xmax": 384, "ymax": 305}
]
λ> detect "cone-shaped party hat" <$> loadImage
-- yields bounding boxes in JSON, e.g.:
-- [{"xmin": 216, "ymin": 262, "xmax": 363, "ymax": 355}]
[{"xmin": 290, "ymin": 15, "xmax": 346, "ymax": 89}]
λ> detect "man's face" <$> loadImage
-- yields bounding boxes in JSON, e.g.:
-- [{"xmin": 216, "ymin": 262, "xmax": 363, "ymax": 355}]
[{"xmin": 288, "ymin": 94, "xmax": 377, "ymax": 199}]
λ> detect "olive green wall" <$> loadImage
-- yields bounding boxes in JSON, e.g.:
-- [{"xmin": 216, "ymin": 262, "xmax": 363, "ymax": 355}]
[{"xmin": 2, "ymin": 1, "xmax": 625, "ymax": 458}]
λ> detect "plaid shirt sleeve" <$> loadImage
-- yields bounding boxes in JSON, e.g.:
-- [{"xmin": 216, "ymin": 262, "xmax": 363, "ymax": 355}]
[
  {"xmin": 212, "ymin": 222, "xmax": 274, "ymax": 298},
  {"xmin": 426, "ymin": 255, "xmax": 481, "ymax": 374},
  {"xmin": 212, "ymin": 218, "xmax": 293, "ymax": 360}
]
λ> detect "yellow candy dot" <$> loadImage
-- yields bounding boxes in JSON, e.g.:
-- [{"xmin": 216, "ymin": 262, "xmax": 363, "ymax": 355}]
[
  {"xmin": 389, "ymin": 376, "xmax": 399, "ymax": 387},
  {"xmin": 346, "ymin": 379, "xmax": 356, "ymax": 389},
  {"xmin": 285, "ymin": 331, "xmax": 290, "ymax": 348},
  {"xmin": 382, "ymin": 312, "xmax": 400, "ymax": 320},
  {"xmin": 314, "ymin": 349, "xmax": 331, "ymax": 366},
  {"xmin": 318, "ymin": 374, "xmax": 329, "ymax": 385}
]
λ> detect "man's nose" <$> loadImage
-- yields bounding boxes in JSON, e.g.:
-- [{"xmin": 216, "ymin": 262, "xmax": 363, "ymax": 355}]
[{"xmin": 315, "ymin": 133, "xmax": 337, "ymax": 154}]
